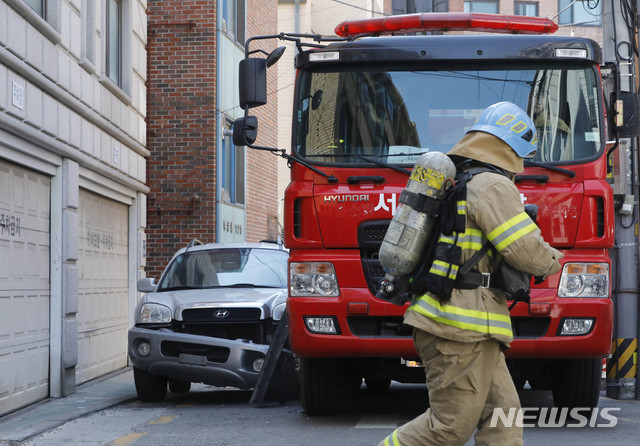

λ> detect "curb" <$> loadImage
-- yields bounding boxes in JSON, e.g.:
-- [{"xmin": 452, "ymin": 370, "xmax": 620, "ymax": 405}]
[{"xmin": 0, "ymin": 368, "xmax": 136, "ymax": 445}]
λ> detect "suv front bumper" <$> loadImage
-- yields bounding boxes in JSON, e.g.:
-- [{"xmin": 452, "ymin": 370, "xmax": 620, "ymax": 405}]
[{"xmin": 128, "ymin": 325, "xmax": 271, "ymax": 389}]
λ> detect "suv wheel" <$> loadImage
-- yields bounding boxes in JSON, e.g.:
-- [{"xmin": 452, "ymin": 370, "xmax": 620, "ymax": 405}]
[
  {"xmin": 168, "ymin": 379, "xmax": 191, "ymax": 394},
  {"xmin": 133, "ymin": 367, "xmax": 168, "ymax": 402}
]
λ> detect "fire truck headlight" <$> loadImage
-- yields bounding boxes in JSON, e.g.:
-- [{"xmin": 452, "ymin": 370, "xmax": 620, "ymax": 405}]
[
  {"xmin": 304, "ymin": 316, "xmax": 338, "ymax": 334},
  {"xmin": 290, "ymin": 262, "xmax": 340, "ymax": 297},
  {"xmin": 559, "ymin": 318, "xmax": 594, "ymax": 335},
  {"xmin": 558, "ymin": 263, "xmax": 609, "ymax": 298}
]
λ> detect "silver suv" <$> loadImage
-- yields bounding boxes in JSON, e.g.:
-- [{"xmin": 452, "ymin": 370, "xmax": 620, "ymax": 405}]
[{"xmin": 128, "ymin": 241, "xmax": 295, "ymax": 402}]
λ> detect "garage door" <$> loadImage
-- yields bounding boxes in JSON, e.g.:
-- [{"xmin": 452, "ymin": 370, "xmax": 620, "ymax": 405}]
[
  {"xmin": 77, "ymin": 189, "xmax": 129, "ymax": 384},
  {"xmin": 0, "ymin": 160, "xmax": 50, "ymax": 415}
]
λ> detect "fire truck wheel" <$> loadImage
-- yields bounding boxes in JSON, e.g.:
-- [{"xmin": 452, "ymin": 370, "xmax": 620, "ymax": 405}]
[
  {"xmin": 300, "ymin": 357, "xmax": 339, "ymax": 415},
  {"xmin": 551, "ymin": 358, "xmax": 601, "ymax": 409},
  {"xmin": 339, "ymin": 373, "xmax": 363, "ymax": 391},
  {"xmin": 133, "ymin": 366, "xmax": 168, "ymax": 402},
  {"xmin": 365, "ymin": 378, "xmax": 391, "ymax": 392}
]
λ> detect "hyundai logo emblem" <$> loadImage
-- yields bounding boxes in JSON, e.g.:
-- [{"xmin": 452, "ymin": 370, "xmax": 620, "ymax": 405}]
[{"xmin": 214, "ymin": 309, "xmax": 230, "ymax": 319}]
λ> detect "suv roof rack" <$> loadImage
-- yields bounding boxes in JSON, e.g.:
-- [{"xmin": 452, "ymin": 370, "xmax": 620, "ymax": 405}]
[
  {"xmin": 260, "ymin": 235, "xmax": 285, "ymax": 249},
  {"xmin": 186, "ymin": 239, "xmax": 205, "ymax": 249}
]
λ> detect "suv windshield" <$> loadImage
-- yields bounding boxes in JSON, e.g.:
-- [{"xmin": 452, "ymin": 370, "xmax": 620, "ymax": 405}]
[
  {"xmin": 157, "ymin": 248, "xmax": 288, "ymax": 291},
  {"xmin": 295, "ymin": 64, "xmax": 602, "ymax": 165}
]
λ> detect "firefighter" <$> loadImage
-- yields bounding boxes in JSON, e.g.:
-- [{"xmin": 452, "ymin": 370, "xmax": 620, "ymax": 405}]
[{"xmin": 379, "ymin": 102, "xmax": 563, "ymax": 446}]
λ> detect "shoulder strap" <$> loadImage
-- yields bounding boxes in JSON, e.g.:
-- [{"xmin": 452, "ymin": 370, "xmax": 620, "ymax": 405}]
[
  {"xmin": 457, "ymin": 241, "xmax": 492, "ymax": 278},
  {"xmin": 466, "ymin": 165, "xmax": 509, "ymax": 179},
  {"xmin": 454, "ymin": 158, "xmax": 509, "ymax": 179},
  {"xmin": 453, "ymin": 162, "xmax": 507, "ymax": 280}
]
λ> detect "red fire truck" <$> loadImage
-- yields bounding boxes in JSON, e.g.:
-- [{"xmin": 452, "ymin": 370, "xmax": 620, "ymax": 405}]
[{"xmin": 234, "ymin": 13, "xmax": 638, "ymax": 415}]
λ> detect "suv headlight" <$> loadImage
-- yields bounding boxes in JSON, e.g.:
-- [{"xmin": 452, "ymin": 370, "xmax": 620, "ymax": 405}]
[
  {"xmin": 290, "ymin": 262, "xmax": 339, "ymax": 297},
  {"xmin": 139, "ymin": 303, "xmax": 172, "ymax": 323},
  {"xmin": 272, "ymin": 302, "xmax": 286, "ymax": 321},
  {"xmin": 558, "ymin": 263, "xmax": 609, "ymax": 298}
]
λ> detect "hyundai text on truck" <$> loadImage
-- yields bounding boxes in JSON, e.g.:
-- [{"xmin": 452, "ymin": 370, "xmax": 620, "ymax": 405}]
[{"xmin": 232, "ymin": 13, "xmax": 639, "ymax": 415}]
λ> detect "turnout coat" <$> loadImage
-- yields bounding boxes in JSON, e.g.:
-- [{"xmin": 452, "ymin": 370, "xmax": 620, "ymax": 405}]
[{"xmin": 403, "ymin": 131, "xmax": 563, "ymax": 347}]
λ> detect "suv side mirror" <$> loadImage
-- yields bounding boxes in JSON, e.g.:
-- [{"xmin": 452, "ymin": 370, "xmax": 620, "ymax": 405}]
[
  {"xmin": 233, "ymin": 116, "xmax": 258, "ymax": 146},
  {"xmin": 239, "ymin": 58, "xmax": 267, "ymax": 109},
  {"xmin": 611, "ymin": 91, "xmax": 640, "ymax": 137},
  {"xmin": 137, "ymin": 277, "xmax": 157, "ymax": 293}
]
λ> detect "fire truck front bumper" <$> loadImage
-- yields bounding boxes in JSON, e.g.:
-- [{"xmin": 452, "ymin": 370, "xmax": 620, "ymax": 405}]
[
  {"xmin": 506, "ymin": 290, "xmax": 613, "ymax": 358},
  {"xmin": 287, "ymin": 288, "xmax": 418, "ymax": 358}
]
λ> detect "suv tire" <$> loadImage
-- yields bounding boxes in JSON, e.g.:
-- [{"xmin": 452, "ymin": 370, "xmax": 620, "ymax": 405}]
[
  {"xmin": 168, "ymin": 378, "xmax": 191, "ymax": 394},
  {"xmin": 134, "ymin": 367, "xmax": 168, "ymax": 402}
]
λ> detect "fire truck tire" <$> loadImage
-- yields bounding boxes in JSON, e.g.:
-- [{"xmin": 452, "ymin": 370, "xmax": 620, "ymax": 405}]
[
  {"xmin": 300, "ymin": 357, "xmax": 339, "ymax": 415},
  {"xmin": 133, "ymin": 366, "xmax": 168, "ymax": 402},
  {"xmin": 365, "ymin": 378, "xmax": 391, "ymax": 392},
  {"xmin": 551, "ymin": 358, "xmax": 601, "ymax": 409},
  {"xmin": 340, "ymin": 373, "xmax": 363, "ymax": 391}
]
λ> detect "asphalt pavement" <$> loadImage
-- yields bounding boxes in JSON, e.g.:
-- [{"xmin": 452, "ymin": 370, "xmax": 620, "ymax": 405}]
[
  {"xmin": 0, "ymin": 367, "xmax": 637, "ymax": 445},
  {"xmin": 0, "ymin": 368, "xmax": 137, "ymax": 445}
]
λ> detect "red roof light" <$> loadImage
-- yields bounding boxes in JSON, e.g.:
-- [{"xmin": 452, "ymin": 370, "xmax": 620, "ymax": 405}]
[{"xmin": 334, "ymin": 12, "xmax": 559, "ymax": 38}]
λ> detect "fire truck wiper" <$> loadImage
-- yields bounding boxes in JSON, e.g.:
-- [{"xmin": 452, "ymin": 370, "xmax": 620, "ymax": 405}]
[
  {"xmin": 524, "ymin": 160, "xmax": 576, "ymax": 178},
  {"xmin": 317, "ymin": 153, "xmax": 412, "ymax": 175},
  {"xmin": 247, "ymin": 145, "xmax": 338, "ymax": 183},
  {"xmin": 281, "ymin": 151, "xmax": 338, "ymax": 183}
]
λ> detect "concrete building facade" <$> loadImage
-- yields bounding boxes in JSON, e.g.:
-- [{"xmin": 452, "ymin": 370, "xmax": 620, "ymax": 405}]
[{"xmin": 0, "ymin": 0, "xmax": 148, "ymax": 416}]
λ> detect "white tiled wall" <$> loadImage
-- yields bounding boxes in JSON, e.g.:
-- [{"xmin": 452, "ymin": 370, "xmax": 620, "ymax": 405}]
[{"xmin": 0, "ymin": 0, "xmax": 148, "ymax": 183}]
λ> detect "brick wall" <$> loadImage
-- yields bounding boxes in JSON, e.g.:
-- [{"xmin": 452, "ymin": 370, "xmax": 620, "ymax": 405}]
[
  {"xmin": 245, "ymin": 0, "xmax": 279, "ymax": 243},
  {"xmin": 146, "ymin": 0, "xmax": 218, "ymax": 276},
  {"xmin": 146, "ymin": 0, "xmax": 279, "ymax": 277}
]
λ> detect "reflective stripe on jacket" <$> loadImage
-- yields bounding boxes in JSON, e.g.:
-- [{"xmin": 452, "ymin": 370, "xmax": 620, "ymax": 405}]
[
  {"xmin": 382, "ymin": 429, "xmax": 400, "ymax": 446},
  {"xmin": 408, "ymin": 294, "xmax": 513, "ymax": 338}
]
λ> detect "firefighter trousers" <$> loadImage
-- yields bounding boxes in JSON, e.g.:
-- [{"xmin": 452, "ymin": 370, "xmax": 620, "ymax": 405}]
[{"xmin": 379, "ymin": 329, "xmax": 522, "ymax": 446}]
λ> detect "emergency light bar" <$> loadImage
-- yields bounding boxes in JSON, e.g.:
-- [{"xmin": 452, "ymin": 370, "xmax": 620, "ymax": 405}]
[{"xmin": 334, "ymin": 12, "xmax": 559, "ymax": 38}]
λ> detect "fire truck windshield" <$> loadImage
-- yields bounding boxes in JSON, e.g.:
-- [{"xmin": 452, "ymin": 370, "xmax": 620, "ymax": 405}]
[{"xmin": 294, "ymin": 65, "xmax": 602, "ymax": 165}]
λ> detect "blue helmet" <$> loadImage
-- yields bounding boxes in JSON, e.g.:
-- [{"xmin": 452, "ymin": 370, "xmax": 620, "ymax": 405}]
[{"xmin": 467, "ymin": 102, "xmax": 537, "ymax": 158}]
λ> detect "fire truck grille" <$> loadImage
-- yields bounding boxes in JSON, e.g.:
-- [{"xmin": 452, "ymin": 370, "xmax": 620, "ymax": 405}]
[
  {"xmin": 511, "ymin": 317, "xmax": 550, "ymax": 338},
  {"xmin": 360, "ymin": 223, "xmax": 389, "ymax": 243},
  {"xmin": 347, "ymin": 316, "xmax": 412, "ymax": 337},
  {"xmin": 358, "ymin": 220, "xmax": 390, "ymax": 295}
]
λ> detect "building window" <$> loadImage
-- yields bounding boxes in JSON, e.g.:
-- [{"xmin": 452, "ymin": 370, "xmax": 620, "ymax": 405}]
[
  {"xmin": 392, "ymin": 0, "xmax": 448, "ymax": 14},
  {"xmin": 106, "ymin": 0, "xmax": 121, "ymax": 85},
  {"xmin": 81, "ymin": 0, "xmax": 96, "ymax": 68},
  {"xmin": 515, "ymin": 1, "xmax": 538, "ymax": 16},
  {"xmin": 464, "ymin": 0, "xmax": 499, "ymax": 14},
  {"xmin": 222, "ymin": 0, "xmax": 245, "ymax": 45},
  {"xmin": 558, "ymin": 0, "xmax": 602, "ymax": 26},
  {"xmin": 10, "ymin": 0, "xmax": 61, "ymax": 43},
  {"xmin": 24, "ymin": 0, "xmax": 45, "ymax": 17},
  {"xmin": 222, "ymin": 122, "xmax": 245, "ymax": 205}
]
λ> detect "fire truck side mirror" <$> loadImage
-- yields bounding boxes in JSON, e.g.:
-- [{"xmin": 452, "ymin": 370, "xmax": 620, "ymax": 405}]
[
  {"xmin": 611, "ymin": 91, "xmax": 640, "ymax": 138},
  {"xmin": 266, "ymin": 46, "xmax": 286, "ymax": 68},
  {"xmin": 232, "ymin": 116, "xmax": 258, "ymax": 147},
  {"xmin": 239, "ymin": 58, "xmax": 267, "ymax": 109}
]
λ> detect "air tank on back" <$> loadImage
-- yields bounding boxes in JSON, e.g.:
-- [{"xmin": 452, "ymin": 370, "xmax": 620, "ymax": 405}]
[{"xmin": 377, "ymin": 151, "xmax": 456, "ymax": 304}]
